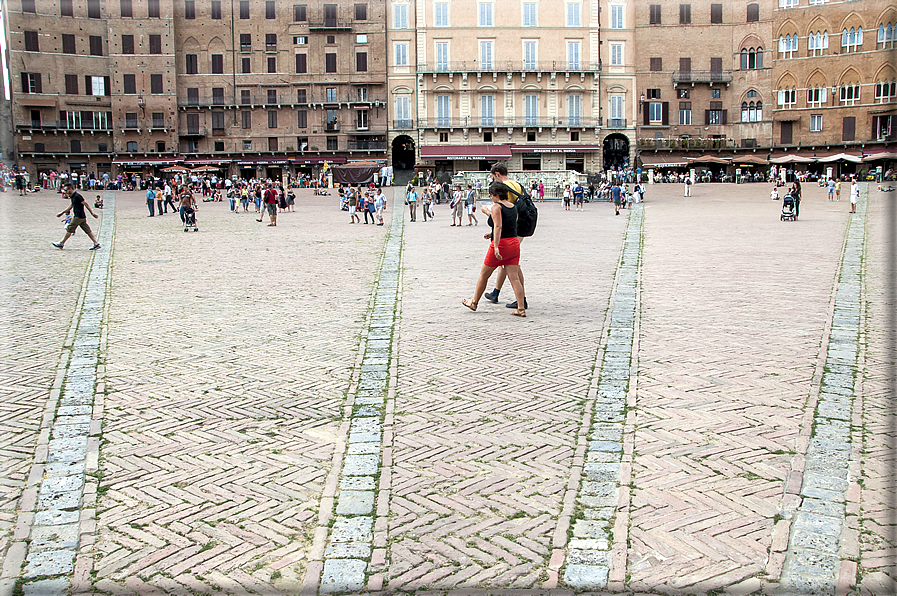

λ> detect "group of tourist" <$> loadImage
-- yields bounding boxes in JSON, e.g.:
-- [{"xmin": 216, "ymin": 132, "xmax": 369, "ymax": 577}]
[{"xmin": 342, "ymin": 185, "xmax": 387, "ymax": 226}]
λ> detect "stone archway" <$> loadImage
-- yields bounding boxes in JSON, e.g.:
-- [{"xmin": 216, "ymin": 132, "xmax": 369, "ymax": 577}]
[
  {"xmin": 391, "ymin": 135, "xmax": 415, "ymax": 171},
  {"xmin": 603, "ymin": 133, "xmax": 631, "ymax": 170}
]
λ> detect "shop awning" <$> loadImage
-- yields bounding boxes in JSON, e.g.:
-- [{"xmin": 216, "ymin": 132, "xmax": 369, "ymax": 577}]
[
  {"xmin": 184, "ymin": 159, "xmax": 233, "ymax": 166},
  {"xmin": 639, "ymin": 154, "xmax": 688, "ymax": 167},
  {"xmin": 235, "ymin": 158, "xmax": 291, "ymax": 165},
  {"xmin": 816, "ymin": 152, "xmax": 863, "ymax": 163},
  {"xmin": 420, "ymin": 145, "xmax": 512, "ymax": 160},
  {"xmin": 769, "ymin": 154, "xmax": 816, "ymax": 164},
  {"xmin": 863, "ymin": 151, "xmax": 897, "ymax": 162},
  {"xmin": 688, "ymin": 155, "xmax": 731, "ymax": 165},
  {"xmin": 112, "ymin": 157, "xmax": 184, "ymax": 165},
  {"xmin": 731, "ymin": 155, "xmax": 769, "ymax": 165},
  {"xmin": 292, "ymin": 157, "xmax": 347, "ymax": 164},
  {"xmin": 510, "ymin": 144, "xmax": 602, "ymax": 153}
]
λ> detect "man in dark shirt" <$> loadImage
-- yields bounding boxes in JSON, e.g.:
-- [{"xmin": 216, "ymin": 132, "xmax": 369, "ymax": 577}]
[{"xmin": 53, "ymin": 184, "xmax": 100, "ymax": 250}]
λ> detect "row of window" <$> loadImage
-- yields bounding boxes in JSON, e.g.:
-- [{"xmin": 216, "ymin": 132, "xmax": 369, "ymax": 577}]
[
  {"xmin": 421, "ymin": 40, "xmax": 592, "ymax": 70},
  {"xmin": 777, "ymin": 84, "xmax": 883, "ymax": 107},
  {"xmin": 408, "ymin": 1, "xmax": 596, "ymax": 28},
  {"xmin": 778, "ymin": 27, "xmax": 879, "ymax": 57},
  {"xmin": 648, "ymin": 57, "xmax": 745, "ymax": 72},
  {"xmin": 27, "ymin": 0, "xmax": 372, "ymax": 21},
  {"xmin": 649, "ymin": 3, "xmax": 752, "ymax": 25},
  {"xmin": 24, "ymin": 0, "xmax": 161, "ymax": 18}
]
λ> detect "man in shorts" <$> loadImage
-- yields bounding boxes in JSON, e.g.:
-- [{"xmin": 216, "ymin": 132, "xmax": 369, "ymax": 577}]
[
  {"xmin": 482, "ymin": 163, "xmax": 528, "ymax": 310},
  {"xmin": 263, "ymin": 182, "xmax": 278, "ymax": 226},
  {"xmin": 53, "ymin": 184, "xmax": 101, "ymax": 250},
  {"xmin": 466, "ymin": 184, "xmax": 478, "ymax": 226}
]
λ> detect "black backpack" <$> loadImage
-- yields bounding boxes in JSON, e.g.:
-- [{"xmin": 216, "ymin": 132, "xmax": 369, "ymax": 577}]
[{"xmin": 506, "ymin": 183, "xmax": 538, "ymax": 238}]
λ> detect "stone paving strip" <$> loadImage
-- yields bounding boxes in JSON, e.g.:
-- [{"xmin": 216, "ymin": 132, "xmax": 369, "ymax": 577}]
[
  {"xmin": 307, "ymin": 197, "xmax": 404, "ymax": 595},
  {"xmin": 560, "ymin": 204, "xmax": 643, "ymax": 591},
  {"xmin": 777, "ymin": 187, "xmax": 867, "ymax": 596},
  {"xmin": 8, "ymin": 191, "xmax": 115, "ymax": 596}
]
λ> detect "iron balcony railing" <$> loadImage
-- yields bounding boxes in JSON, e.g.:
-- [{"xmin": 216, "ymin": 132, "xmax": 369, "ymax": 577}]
[
  {"xmin": 417, "ymin": 116, "xmax": 600, "ymax": 128},
  {"xmin": 417, "ymin": 60, "xmax": 601, "ymax": 73},
  {"xmin": 638, "ymin": 137, "xmax": 736, "ymax": 149},
  {"xmin": 180, "ymin": 94, "xmax": 386, "ymax": 108},
  {"xmin": 392, "ymin": 119, "xmax": 414, "ymax": 130},
  {"xmin": 605, "ymin": 118, "xmax": 628, "ymax": 129},
  {"xmin": 16, "ymin": 121, "xmax": 114, "ymax": 131},
  {"xmin": 672, "ymin": 70, "xmax": 734, "ymax": 84},
  {"xmin": 347, "ymin": 140, "xmax": 387, "ymax": 150}
]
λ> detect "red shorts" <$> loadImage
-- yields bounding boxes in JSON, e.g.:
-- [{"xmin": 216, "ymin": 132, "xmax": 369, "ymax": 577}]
[{"xmin": 484, "ymin": 237, "xmax": 521, "ymax": 268}]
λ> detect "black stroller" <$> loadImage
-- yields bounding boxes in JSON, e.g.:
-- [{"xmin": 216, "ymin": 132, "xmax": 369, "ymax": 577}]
[
  {"xmin": 183, "ymin": 206, "xmax": 198, "ymax": 232},
  {"xmin": 781, "ymin": 194, "xmax": 797, "ymax": 221}
]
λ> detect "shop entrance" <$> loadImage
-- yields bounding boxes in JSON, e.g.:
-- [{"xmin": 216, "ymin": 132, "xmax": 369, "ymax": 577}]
[{"xmin": 603, "ymin": 134, "xmax": 631, "ymax": 170}]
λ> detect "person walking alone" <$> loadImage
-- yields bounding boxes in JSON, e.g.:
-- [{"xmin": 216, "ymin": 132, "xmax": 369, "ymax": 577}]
[{"xmin": 53, "ymin": 184, "xmax": 101, "ymax": 250}]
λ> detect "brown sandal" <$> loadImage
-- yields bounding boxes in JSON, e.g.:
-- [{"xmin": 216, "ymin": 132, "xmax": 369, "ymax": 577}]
[
  {"xmin": 511, "ymin": 309, "xmax": 526, "ymax": 318},
  {"xmin": 462, "ymin": 299, "xmax": 477, "ymax": 311}
]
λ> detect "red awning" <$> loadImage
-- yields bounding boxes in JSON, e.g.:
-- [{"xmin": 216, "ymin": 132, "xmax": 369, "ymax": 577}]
[
  {"xmin": 184, "ymin": 159, "xmax": 233, "ymax": 166},
  {"xmin": 510, "ymin": 144, "xmax": 602, "ymax": 153},
  {"xmin": 292, "ymin": 157, "xmax": 347, "ymax": 164},
  {"xmin": 420, "ymin": 145, "xmax": 512, "ymax": 160},
  {"xmin": 236, "ymin": 158, "xmax": 291, "ymax": 165},
  {"xmin": 112, "ymin": 157, "xmax": 184, "ymax": 165}
]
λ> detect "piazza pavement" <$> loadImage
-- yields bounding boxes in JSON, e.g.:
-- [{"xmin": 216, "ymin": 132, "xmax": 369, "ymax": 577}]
[{"xmin": 0, "ymin": 178, "xmax": 893, "ymax": 596}]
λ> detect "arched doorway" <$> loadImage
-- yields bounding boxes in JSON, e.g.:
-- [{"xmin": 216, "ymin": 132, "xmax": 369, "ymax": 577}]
[
  {"xmin": 603, "ymin": 134, "xmax": 631, "ymax": 171},
  {"xmin": 391, "ymin": 135, "xmax": 415, "ymax": 171}
]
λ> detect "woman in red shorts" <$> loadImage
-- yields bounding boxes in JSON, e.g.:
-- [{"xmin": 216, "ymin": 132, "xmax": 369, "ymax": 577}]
[{"xmin": 461, "ymin": 181, "xmax": 527, "ymax": 317}]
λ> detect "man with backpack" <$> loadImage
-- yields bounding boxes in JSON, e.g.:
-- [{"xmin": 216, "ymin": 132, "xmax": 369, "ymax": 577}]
[{"xmin": 482, "ymin": 163, "xmax": 536, "ymax": 310}]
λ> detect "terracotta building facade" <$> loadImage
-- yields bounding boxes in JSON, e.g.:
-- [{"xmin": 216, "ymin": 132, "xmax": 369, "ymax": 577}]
[
  {"xmin": 4, "ymin": 0, "xmax": 893, "ymax": 180},
  {"xmin": 7, "ymin": 0, "xmax": 388, "ymax": 180}
]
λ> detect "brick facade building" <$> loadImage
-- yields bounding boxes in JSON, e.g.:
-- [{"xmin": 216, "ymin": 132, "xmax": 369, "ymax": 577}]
[
  {"xmin": 4, "ymin": 0, "xmax": 893, "ymax": 181},
  {"xmin": 7, "ymin": 0, "xmax": 387, "ymax": 181}
]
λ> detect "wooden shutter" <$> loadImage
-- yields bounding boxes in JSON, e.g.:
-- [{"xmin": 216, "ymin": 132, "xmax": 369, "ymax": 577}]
[
  {"xmin": 662, "ymin": 101, "xmax": 669, "ymax": 125},
  {"xmin": 781, "ymin": 121, "xmax": 792, "ymax": 144},
  {"xmin": 721, "ymin": 109, "xmax": 727, "ymax": 124},
  {"xmin": 296, "ymin": 54, "xmax": 307, "ymax": 73},
  {"xmin": 643, "ymin": 105, "xmax": 650, "ymax": 126},
  {"xmin": 842, "ymin": 116, "xmax": 855, "ymax": 141},
  {"xmin": 356, "ymin": 52, "xmax": 367, "ymax": 72},
  {"xmin": 104, "ymin": 76, "xmax": 111, "ymax": 96},
  {"xmin": 704, "ymin": 110, "xmax": 710, "ymax": 125},
  {"xmin": 21, "ymin": 72, "xmax": 29, "ymax": 93}
]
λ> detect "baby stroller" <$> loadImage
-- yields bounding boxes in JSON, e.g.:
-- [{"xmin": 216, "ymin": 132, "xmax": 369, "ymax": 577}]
[
  {"xmin": 781, "ymin": 195, "xmax": 797, "ymax": 221},
  {"xmin": 183, "ymin": 206, "xmax": 198, "ymax": 232}
]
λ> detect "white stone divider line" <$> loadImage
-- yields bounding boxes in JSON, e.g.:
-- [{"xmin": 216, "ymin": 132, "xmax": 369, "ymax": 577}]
[
  {"xmin": 8, "ymin": 191, "xmax": 115, "ymax": 596},
  {"xmin": 776, "ymin": 186, "xmax": 867, "ymax": 596},
  {"xmin": 560, "ymin": 204, "xmax": 643, "ymax": 592},
  {"xmin": 315, "ymin": 199, "xmax": 404, "ymax": 595}
]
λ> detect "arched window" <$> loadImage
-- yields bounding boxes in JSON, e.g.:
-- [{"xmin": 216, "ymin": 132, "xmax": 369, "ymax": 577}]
[
  {"xmin": 742, "ymin": 101, "xmax": 749, "ymax": 122},
  {"xmin": 843, "ymin": 27, "xmax": 863, "ymax": 51},
  {"xmin": 779, "ymin": 34, "xmax": 798, "ymax": 57},
  {"xmin": 839, "ymin": 83, "xmax": 860, "ymax": 104},
  {"xmin": 746, "ymin": 3, "xmax": 759, "ymax": 22},
  {"xmin": 741, "ymin": 47, "xmax": 762, "ymax": 69},
  {"xmin": 807, "ymin": 86, "xmax": 827, "ymax": 106},
  {"xmin": 754, "ymin": 101, "xmax": 762, "ymax": 121},
  {"xmin": 874, "ymin": 81, "xmax": 896, "ymax": 102}
]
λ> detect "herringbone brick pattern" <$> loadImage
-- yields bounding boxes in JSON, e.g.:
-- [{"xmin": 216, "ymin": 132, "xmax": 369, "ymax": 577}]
[
  {"xmin": 630, "ymin": 187, "xmax": 853, "ymax": 592},
  {"xmin": 857, "ymin": 192, "xmax": 897, "ymax": 595},
  {"xmin": 0, "ymin": 190, "xmax": 99, "ymax": 576},
  {"xmin": 386, "ymin": 201, "xmax": 628, "ymax": 590},
  {"xmin": 93, "ymin": 192, "xmax": 389, "ymax": 595}
]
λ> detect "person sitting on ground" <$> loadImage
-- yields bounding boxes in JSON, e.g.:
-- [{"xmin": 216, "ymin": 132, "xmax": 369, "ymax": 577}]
[{"xmin": 94, "ymin": 195, "xmax": 104, "ymax": 209}]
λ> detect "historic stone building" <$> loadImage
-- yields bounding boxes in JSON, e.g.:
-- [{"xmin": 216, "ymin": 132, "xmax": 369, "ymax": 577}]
[
  {"xmin": 632, "ymin": 0, "xmax": 775, "ymax": 170},
  {"xmin": 7, "ymin": 0, "xmax": 388, "ymax": 180},
  {"xmin": 5, "ymin": 0, "xmax": 893, "ymax": 180},
  {"xmin": 405, "ymin": 0, "xmax": 604, "ymax": 177},
  {"xmin": 770, "ymin": 0, "xmax": 895, "ymax": 156}
]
